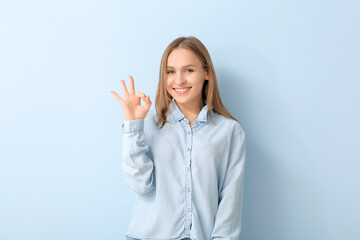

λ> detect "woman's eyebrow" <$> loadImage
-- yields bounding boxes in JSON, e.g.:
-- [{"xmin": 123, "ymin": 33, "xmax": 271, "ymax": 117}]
[{"xmin": 166, "ymin": 64, "xmax": 197, "ymax": 68}]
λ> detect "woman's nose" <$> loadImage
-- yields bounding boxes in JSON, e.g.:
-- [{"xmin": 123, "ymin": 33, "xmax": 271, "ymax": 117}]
[{"xmin": 174, "ymin": 72, "xmax": 186, "ymax": 84}]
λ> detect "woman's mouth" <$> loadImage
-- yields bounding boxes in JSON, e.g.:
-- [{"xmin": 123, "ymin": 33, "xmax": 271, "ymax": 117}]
[{"xmin": 174, "ymin": 87, "xmax": 191, "ymax": 95}]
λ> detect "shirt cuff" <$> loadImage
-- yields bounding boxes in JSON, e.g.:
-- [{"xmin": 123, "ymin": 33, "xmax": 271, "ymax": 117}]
[{"xmin": 122, "ymin": 119, "xmax": 144, "ymax": 132}]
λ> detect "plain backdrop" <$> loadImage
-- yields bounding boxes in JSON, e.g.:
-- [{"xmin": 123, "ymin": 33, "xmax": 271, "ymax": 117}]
[{"xmin": 0, "ymin": 0, "xmax": 359, "ymax": 239}]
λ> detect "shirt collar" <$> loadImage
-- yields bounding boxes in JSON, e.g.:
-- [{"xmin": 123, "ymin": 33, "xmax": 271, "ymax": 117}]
[{"xmin": 170, "ymin": 98, "xmax": 213, "ymax": 123}]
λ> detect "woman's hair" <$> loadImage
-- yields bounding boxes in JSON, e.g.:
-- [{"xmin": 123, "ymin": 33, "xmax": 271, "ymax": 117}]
[{"xmin": 155, "ymin": 36, "xmax": 237, "ymax": 128}]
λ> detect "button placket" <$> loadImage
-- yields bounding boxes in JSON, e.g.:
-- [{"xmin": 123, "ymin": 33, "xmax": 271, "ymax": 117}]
[{"xmin": 184, "ymin": 123, "xmax": 193, "ymax": 232}]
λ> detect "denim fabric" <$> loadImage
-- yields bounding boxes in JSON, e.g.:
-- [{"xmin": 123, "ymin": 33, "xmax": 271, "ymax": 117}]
[
  {"xmin": 122, "ymin": 98, "xmax": 246, "ymax": 240},
  {"xmin": 126, "ymin": 236, "xmax": 139, "ymax": 240},
  {"xmin": 126, "ymin": 237, "xmax": 191, "ymax": 240}
]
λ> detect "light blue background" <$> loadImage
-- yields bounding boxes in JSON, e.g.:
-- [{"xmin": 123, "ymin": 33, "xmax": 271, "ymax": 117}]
[{"xmin": 1, "ymin": 0, "xmax": 359, "ymax": 239}]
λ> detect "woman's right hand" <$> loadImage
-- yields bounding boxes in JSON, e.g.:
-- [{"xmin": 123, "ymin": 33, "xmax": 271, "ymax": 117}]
[{"xmin": 110, "ymin": 75, "xmax": 152, "ymax": 121}]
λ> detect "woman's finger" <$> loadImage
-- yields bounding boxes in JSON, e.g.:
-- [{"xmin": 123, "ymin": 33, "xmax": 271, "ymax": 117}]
[
  {"xmin": 135, "ymin": 92, "xmax": 146, "ymax": 100},
  {"xmin": 144, "ymin": 95, "xmax": 152, "ymax": 111},
  {"xmin": 129, "ymin": 75, "xmax": 135, "ymax": 96},
  {"xmin": 110, "ymin": 90, "xmax": 124, "ymax": 104},
  {"xmin": 120, "ymin": 79, "xmax": 129, "ymax": 98}
]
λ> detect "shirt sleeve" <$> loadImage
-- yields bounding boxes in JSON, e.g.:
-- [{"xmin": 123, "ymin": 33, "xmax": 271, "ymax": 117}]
[
  {"xmin": 121, "ymin": 119, "xmax": 155, "ymax": 195},
  {"xmin": 211, "ymin": 124, "xmax": 246, "ymax": 239}
]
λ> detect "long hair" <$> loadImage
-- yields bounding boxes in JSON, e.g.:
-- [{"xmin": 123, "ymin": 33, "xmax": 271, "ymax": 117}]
[{"xmin": 155, "ymin": 36, "xmax": 237, "ymax": 128}]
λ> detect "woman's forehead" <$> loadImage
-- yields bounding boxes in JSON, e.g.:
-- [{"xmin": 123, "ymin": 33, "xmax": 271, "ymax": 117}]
[{"xmin": 167, "ymin": 48, "xmax": 202, "ymax": 67}]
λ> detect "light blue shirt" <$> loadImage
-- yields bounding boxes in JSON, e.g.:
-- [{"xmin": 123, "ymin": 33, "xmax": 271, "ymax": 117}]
[{"xmin": 121, "ymin": 98, "xmax": 246, "ymax": 240}]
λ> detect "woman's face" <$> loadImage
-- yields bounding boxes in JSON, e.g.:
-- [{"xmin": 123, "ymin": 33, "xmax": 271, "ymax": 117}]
[{"xmin": 166, "ymin": 47, "xmax": 209, "ymax": 110}]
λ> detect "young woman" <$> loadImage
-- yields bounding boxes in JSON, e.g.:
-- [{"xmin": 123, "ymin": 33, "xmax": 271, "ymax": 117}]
[{"xmin": 110, "ymin": 36, "xmax": 246, "ymax": 240}]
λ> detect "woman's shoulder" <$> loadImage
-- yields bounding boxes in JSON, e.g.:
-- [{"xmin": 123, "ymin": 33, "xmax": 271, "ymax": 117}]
[
  {"xmin": 143, "ymin": 110, "xmax": 162, "ymax": 129},
  {"xmin": 146, "ymin": 110, "xmax": 157, "ymax": 118},
  {"xmin": 211, "ymin": 111, "xmax": 245, "ymax": 135},
  {"xmin": 144, "ymin": 110, "xmax": 158, "ymax": 123}
]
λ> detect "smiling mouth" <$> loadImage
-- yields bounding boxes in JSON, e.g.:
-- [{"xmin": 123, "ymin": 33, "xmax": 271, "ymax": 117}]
[{"xmin": 174, "ymin": 87, "xmax": 191, "ymax": 93}]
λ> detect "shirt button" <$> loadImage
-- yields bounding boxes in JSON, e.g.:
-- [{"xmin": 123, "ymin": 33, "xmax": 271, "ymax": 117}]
[
  {"xmin": 188, "ymin": 131, "xmax": 191, "ymax": 135},
  {"xmin": 188, "ymin": 187, "xmax": 191, "ymax": 192},
  {"xmin": 188, "ymin": 208, "xmax": 191, "ymax": 212},
  {"xmin": 187, "ymin": 167, "xmax": 190, "ymax": 172},
  {"xmin": 187, "ymin": 147, "xmax": 191, "ymax": 151}
]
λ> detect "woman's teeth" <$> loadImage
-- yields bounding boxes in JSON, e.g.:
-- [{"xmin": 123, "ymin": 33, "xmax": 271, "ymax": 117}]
[{"xmin": 174, "ymin": 87, "xmax": 191, "ymax": 92}]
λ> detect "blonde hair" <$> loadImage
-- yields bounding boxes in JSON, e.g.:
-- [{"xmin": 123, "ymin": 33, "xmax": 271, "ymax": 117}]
[{"xmin": 155, "ymin": 36, "xmax": 237, "ymax": 128}]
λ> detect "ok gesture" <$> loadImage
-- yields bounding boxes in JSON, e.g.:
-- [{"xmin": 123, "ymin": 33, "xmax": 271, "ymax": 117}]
[{"xmin": 110, "ymin": 75, "xmax": 152, "ymax": 121}]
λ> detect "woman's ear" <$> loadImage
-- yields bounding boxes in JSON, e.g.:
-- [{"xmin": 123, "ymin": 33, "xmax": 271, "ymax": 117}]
[{"xmin": 205, "ymin": 71, "xmax": 209, "ymax": 80}]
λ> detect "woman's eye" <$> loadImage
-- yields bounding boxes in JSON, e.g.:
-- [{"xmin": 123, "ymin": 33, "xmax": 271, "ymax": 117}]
[{"xmin": 166, "ymin": 69, "xmax": 193, "ymax": 74}]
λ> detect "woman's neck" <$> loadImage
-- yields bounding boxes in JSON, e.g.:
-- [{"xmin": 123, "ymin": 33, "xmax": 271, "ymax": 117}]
[{"xmin": 176, "ymin": 101, "xmax": 204, "ymax": 126}]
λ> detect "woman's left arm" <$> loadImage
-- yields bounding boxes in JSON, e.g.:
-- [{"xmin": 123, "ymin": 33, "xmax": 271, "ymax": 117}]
[{"xmin": 211, "ymin": 124, "xmax": 246, "ymax": 240}]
